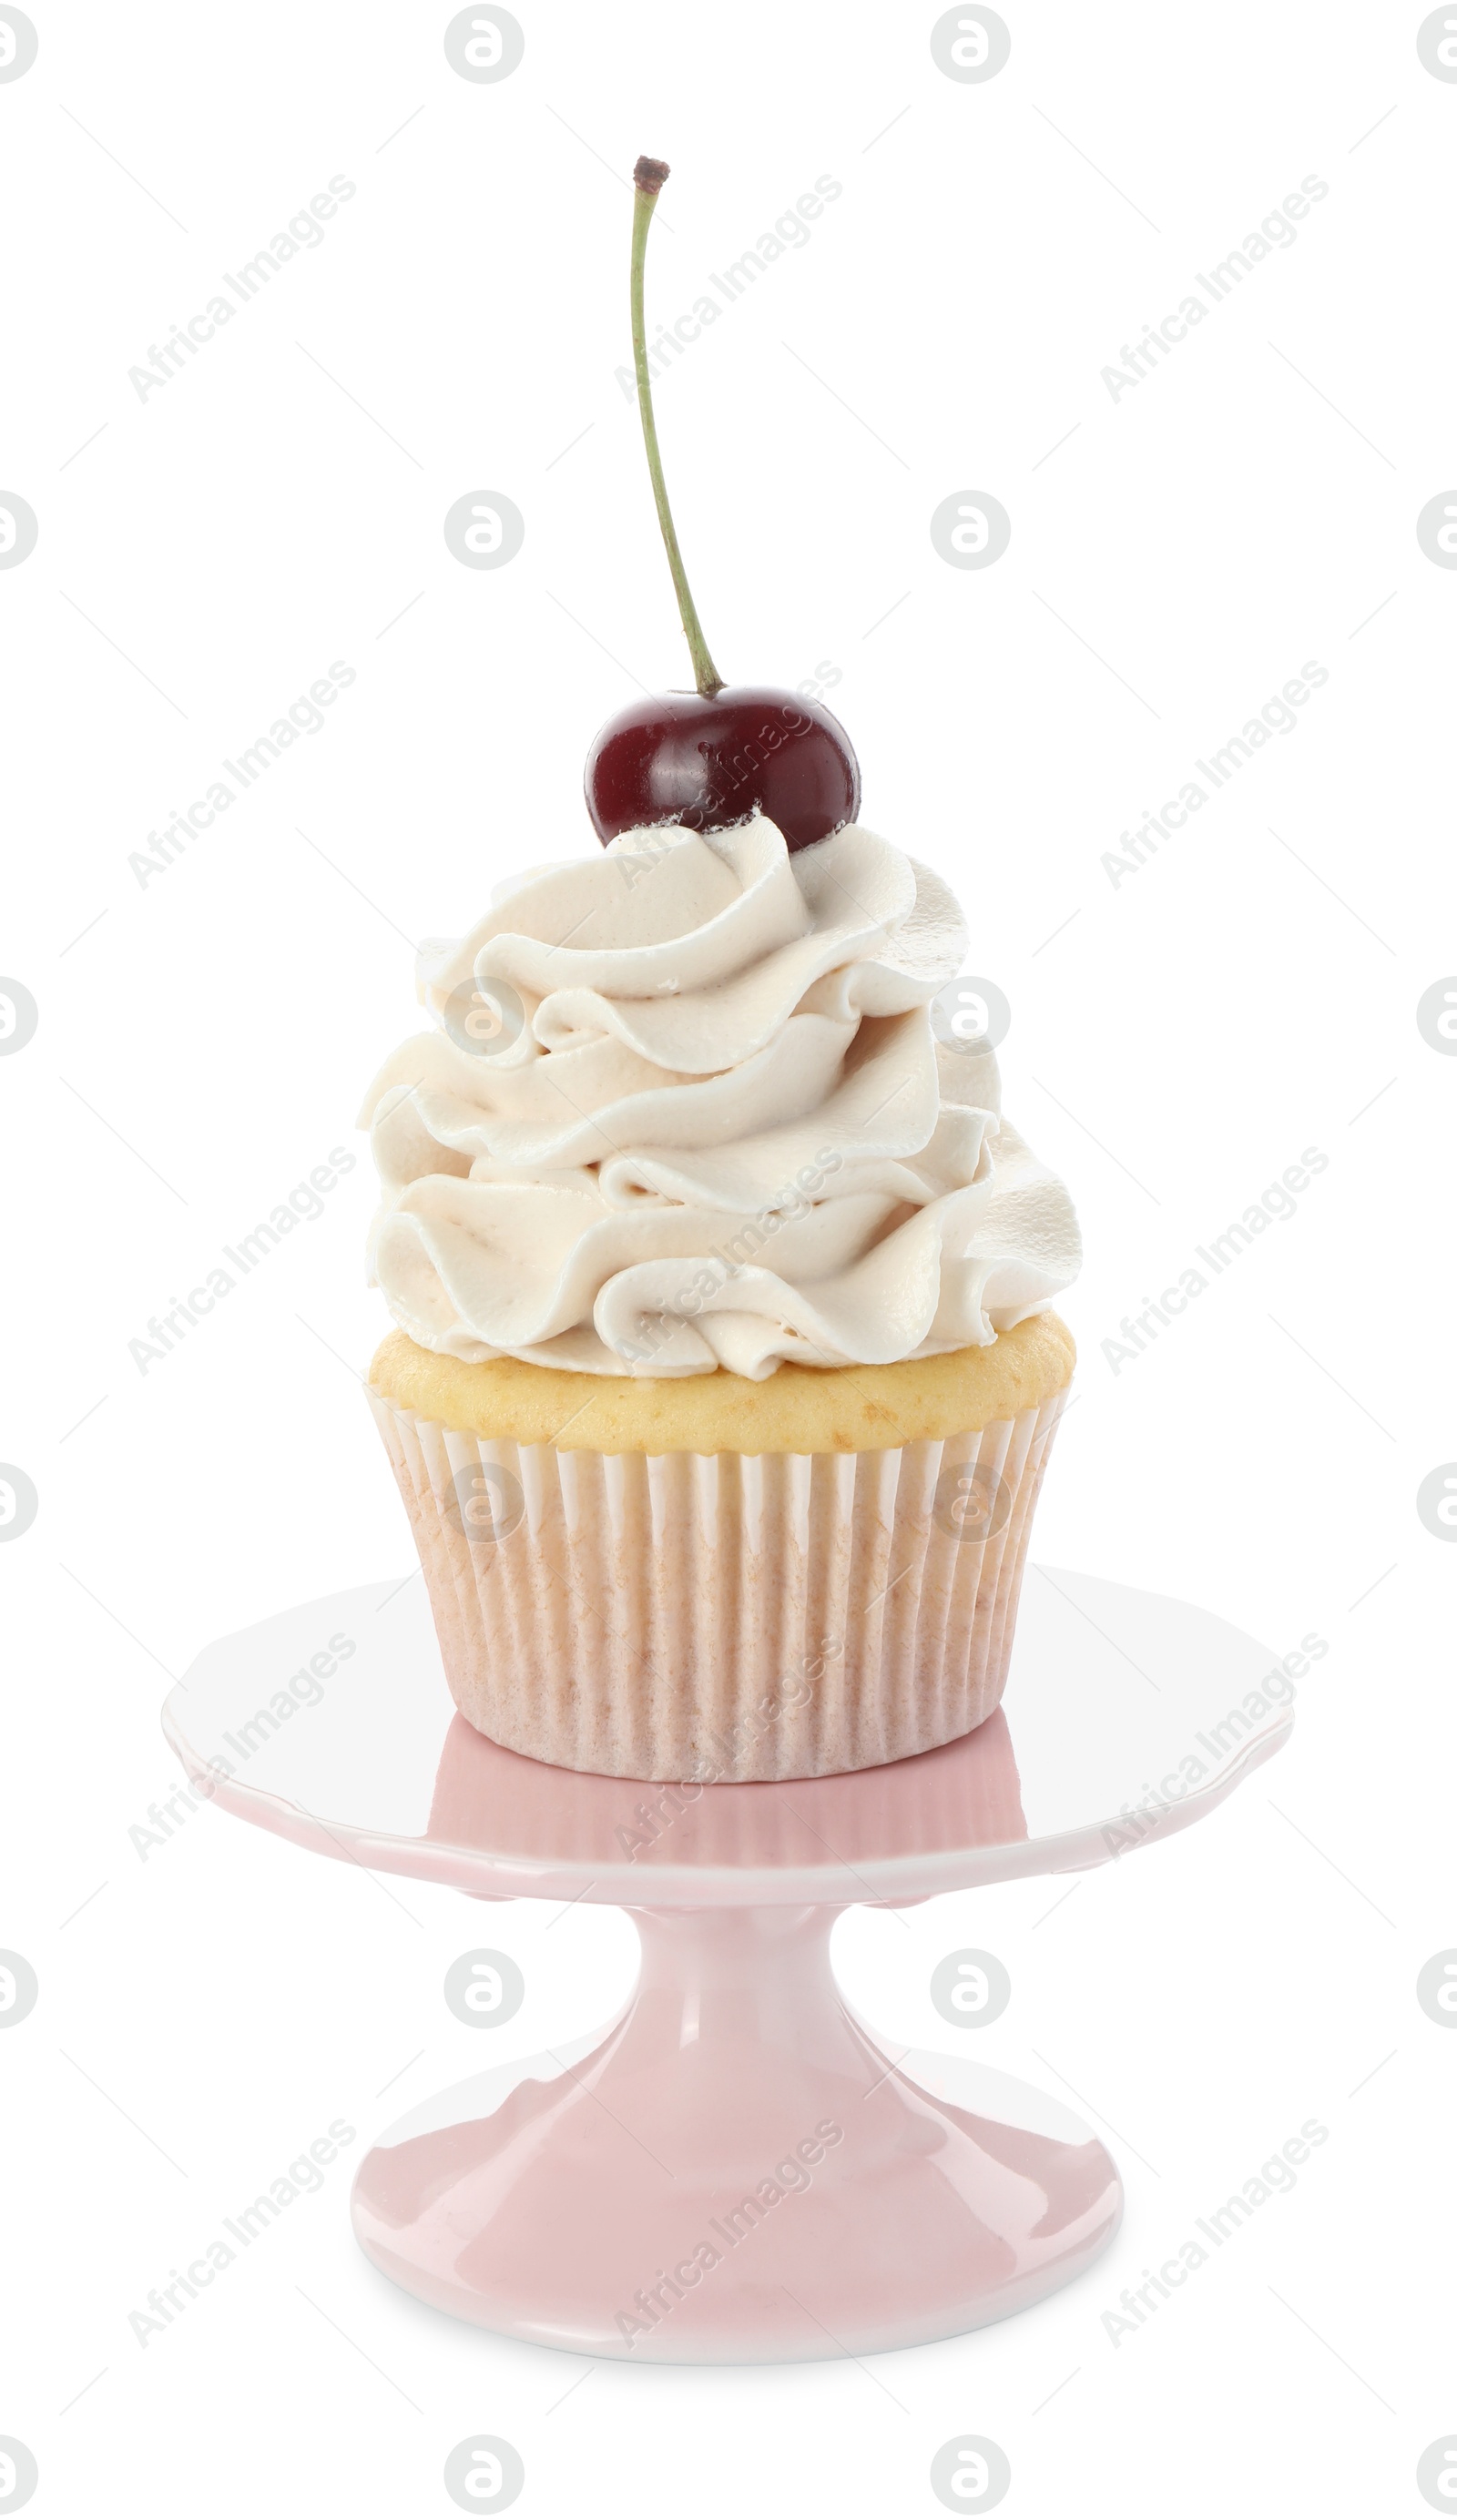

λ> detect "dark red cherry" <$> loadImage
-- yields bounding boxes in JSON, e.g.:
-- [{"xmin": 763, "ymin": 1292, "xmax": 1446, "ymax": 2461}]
[{"xmin": 586, "ymin": 685, "xmax": 861, "ymax": 853}]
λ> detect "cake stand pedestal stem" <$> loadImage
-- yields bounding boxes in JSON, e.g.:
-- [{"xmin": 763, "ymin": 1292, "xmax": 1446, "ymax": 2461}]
[{"xmin": 350, "ymin": 1898, "xmax": 1123, "ymax": 2362}]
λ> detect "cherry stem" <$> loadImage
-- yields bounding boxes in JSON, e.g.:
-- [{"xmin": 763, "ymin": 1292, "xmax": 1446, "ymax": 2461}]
[{"xmin": 630, "ymin": 157, "xmax": 723, "ymax": 699}]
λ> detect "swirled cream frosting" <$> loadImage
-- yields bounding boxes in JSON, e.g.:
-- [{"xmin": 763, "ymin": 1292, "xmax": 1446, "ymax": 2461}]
[{"xmin": 360, "ymin": 816, "xmax": 1079, "ymax": 1379}]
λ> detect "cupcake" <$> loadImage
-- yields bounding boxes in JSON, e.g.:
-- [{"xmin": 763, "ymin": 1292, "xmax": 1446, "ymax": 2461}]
[
  {"xmin": 360, "ymin": 814, "xmax": 1078, "ymax": 1781},
  {"xmin": 358, "ymin": 154, "xmax": 1080, "ymax": 1782}
]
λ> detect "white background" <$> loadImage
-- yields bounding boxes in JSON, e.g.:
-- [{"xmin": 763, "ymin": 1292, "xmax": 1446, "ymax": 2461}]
[{"xmin": 3, "ymin": 0, "xmax": 1455, "ymax": 2512}]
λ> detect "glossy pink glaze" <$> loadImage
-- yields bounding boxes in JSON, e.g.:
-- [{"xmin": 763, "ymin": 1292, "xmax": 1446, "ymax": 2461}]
[
  {"xmin": 352, "ymin": 1904, "xmax": 1120, "ymax": 2361},
  {"xmin": 425, "ymin": 1702, "xmax": 1028, "ymax": 1869},
  {"xmin": 163, "ymin": 1572, "xmax": 1293, "ymax": 2358}
]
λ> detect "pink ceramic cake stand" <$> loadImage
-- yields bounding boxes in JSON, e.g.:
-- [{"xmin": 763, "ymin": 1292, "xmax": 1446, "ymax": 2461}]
[{"xmin": 162, "ymin": 1564, "xmax": 1290, "ymax": 2362}]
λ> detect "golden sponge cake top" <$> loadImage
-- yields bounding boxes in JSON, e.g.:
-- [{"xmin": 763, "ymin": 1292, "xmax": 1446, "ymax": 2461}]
[{"xmin": 369, "ymin": 1310, "xmax": 1074, "ymax": 1456}]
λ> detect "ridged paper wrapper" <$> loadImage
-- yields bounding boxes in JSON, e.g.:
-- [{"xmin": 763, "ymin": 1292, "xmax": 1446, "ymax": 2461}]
[{"xmin": 368, "ymin": 1386, "xmax": 1067, "ymax": 1783}]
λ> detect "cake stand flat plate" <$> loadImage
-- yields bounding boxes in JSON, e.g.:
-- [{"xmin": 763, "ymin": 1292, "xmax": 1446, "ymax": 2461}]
[{"xmin": 162, "ymin": 1566, "xmax": 1292, "ymax": 1907}]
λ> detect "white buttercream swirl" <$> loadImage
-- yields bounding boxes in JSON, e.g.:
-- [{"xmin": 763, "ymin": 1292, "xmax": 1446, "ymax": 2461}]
[{"xmin": 360, "ymin": 817, "xmax": 1080, "ymax": 1378}]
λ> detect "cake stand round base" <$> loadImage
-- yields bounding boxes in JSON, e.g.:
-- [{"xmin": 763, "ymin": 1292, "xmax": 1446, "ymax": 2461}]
[{"xmin": 349, "ymin": 1904, "xmax": 1121, "ymax": 2362}]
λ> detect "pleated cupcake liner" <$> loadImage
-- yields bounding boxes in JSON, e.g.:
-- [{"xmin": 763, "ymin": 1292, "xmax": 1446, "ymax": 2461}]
[{"xmin": 368, "ymin": 1385, "xmax": 1068, "ymax": 1783}]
